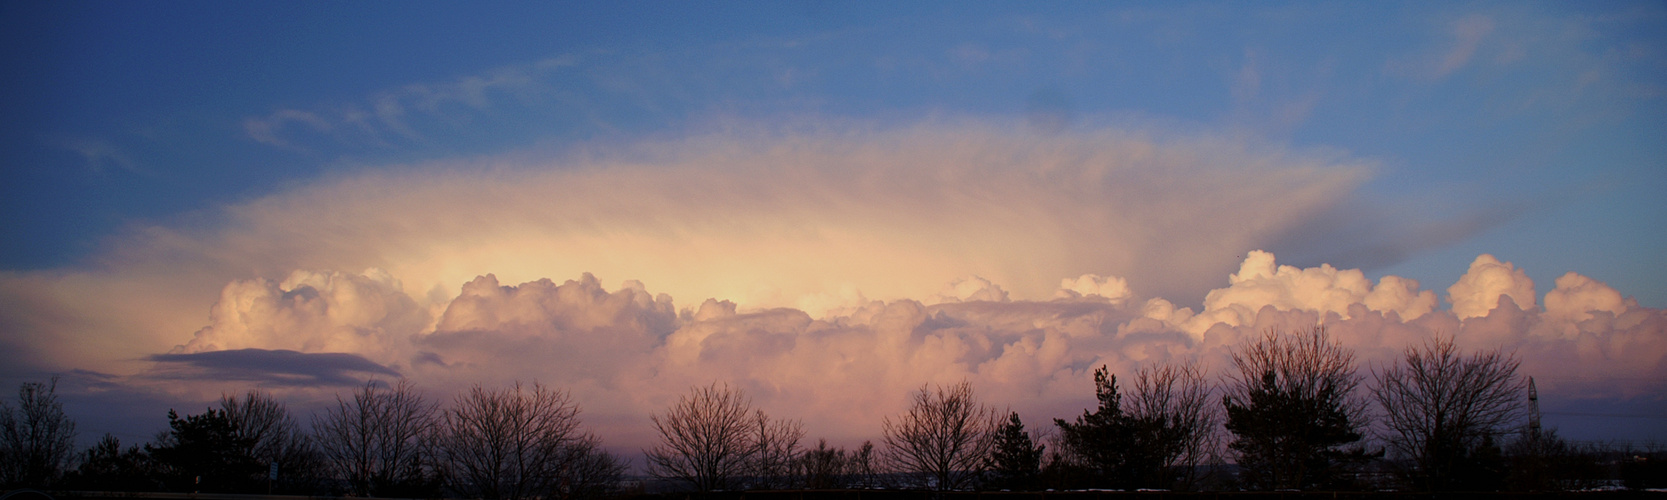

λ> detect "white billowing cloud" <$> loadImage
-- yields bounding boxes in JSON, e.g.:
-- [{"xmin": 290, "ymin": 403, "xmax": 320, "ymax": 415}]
[
  {"xmin": 928, "ymin": 276, "xmax": 1011, "ymax": 304},
  {"xmin": 1543, "ymin": 272, "xmax": 1629, "ymax": 325},
  {"xmin": 2, "ymin": 121, "xmax": 1661, "ymax": 445},
  {"xmin": 1181, "ymin": 250, "xmax": 1439, "ymax": 334},
  {"xmin": 1447, "ymin": 254, "xmax": 1536, "ymax": 320},
  {"xmin": 91, "ymin": 250, "xmax": 1663, "ymax": 449},
  {"xmin": 1055, "ymin": 274, "xmax": 1133, "ymax": 304},
  {"xmin": 174, "ymin": 268, "xmax": 431, "ymax": 368},
  {"xmin": 32, "ymin": 122, "xmax": 1371, "ymax": 347},
  {"xmin": 3, "ymin": 120, "xmax": 1365, "ymax": 384}
]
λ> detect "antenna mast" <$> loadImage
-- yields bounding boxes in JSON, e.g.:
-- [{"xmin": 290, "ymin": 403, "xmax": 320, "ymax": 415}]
[{"xmin": 1527, "ymin": 376, "xmax": 1541, "ymax": 434}]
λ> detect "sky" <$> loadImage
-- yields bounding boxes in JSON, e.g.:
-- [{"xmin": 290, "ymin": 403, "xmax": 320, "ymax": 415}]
[{"xmin": 1, "ymin": 1, "xmax": 1663, "ymax": 455}]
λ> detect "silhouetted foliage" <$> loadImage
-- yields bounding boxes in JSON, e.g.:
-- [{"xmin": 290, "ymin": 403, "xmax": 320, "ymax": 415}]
[
  {"xmin": 1053, "ymin": 363, "xmax": 1214, "ymax": 491},
  {"xmin": 1052, "ymin": 367, "xmax": 1133, "ymax": 489},
  {"xmin": 983, "ymin": 412, "xmax": 1043, "ymax": 491},
  {"xmin": 314, "ymin": 379, "xmax": 442, "ymax": 497},
  {"xmin": 1371, "ymin": 337, "xmax": 1523, "ymax": 491},
  {"xmin": 1222, "ymin": 328, "xmax": 1377, "ymax": 490},
  {"xmin": 61, "ymin": 434, "xmax": 157, "ymax": 491},
  {"xmin": 800, "ymin": 439, "xmax": 848, "ymax": 490},
  {"xmin": 1620, "ymin": 444, "xmax": 1667, "ymax": 490},
  {"xmin": 0, "ymin": 378, "xmax": 78, "ymax": 488},
  {"xmin": 882, "ymin": 381, "xmax": 998, "ymax": 491},
  {"xmin": 1503, "ymin": 426, "xmax": 1602, "ymax": 491},
  {"xmin": 221, "ymin": 390, "xmax": 322, "ymax": 493},
  {"xmin": 147, "ymin": 408, "xmax": 265, "ymax": 493},
  {"xmin": 645, "ymin": 383, "xmax": 758, "ymax": 492},
  {"xmin": 435, "ymin": 381, "xmax": 621, "ymax": 500}
]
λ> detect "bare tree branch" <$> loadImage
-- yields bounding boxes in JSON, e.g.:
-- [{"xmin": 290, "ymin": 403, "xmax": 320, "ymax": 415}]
[
  {"xmin": 1372, "ymin": 336, "xmax": 1524, "ymax": 491},
  {"xmin": 314, "ymin": 379, "xmax": 439, "ymax": 497},
  {"xmin": 881, "ymin": 381, "xmax": 998, "ymax": 491},
  {"xmin": 0, "ymin": 378, "xmax": 77, "ymax": 488},
  {"xmin": 644, "ymin": 383, "xmax": 756, "ymax": 492},
  {"xmin": 436, "ymin": 381, "xmax": 619, "ymax": 500}
]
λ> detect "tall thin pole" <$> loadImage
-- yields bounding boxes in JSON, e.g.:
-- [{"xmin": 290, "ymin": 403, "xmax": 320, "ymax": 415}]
[{"xmin": 1527, "ymin": 376, "xmax": 1541, "ymax": 433}]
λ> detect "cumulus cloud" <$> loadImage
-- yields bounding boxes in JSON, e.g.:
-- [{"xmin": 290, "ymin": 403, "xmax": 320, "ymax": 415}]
[
  {"xmin": 175, "ymin": 268, "xmax": 430, "ymax": 363},
  {"xmin": 1055, "ymin": 274, "xmax": 1133, "ymax": 304},
  {"xmin": 1447, "ymin": 254, "xmax": 1536, "ymax": 320},
  {"xmin": 83, "ymin": 251, "xmax": 1661, "ymax": 448},
  {"xmin": 1184, "ymin": 250, "xmax": 1439, "ymax": 333},
  {"xmin": 0, "ymin": 122, "xmax": 1659, "ymax": 446},
  {"xmin": 0, "ymin": 121, "xmax": 1379, "ymax": 376}
]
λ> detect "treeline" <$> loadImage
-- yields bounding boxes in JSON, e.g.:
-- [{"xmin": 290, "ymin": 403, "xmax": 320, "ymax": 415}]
[
  {"xmin": 2, "ymin": 328, "xmax": 1664, "ymax": 497},
  {"xmin": 2, "ymin": 381, "xmax": 622, "ymax": 499}
]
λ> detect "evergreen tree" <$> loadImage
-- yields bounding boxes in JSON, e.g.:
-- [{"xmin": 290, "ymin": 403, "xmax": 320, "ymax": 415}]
[
  {"xmin": 62, "ymin": 434, "xmax": 158, "ymax": 492},
  {"xmin": 983, "ymin": 412, "xmax": 1043, "ymax": 490},
  {"xmin": 147, "ymin": 408, "xmax": 265, "ymax": 493},
  {"xmin": 1222, "ymin": 329, "xmax": 1376, "ymax": 490},
  {"xmin": 1054, "ymin": 366, "xmax": 1156, "ymax": 489}
]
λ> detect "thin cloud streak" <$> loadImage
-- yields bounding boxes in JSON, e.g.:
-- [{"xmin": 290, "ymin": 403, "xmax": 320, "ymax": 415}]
[{"xmin": 147, "ymin": 348, "xmax": 401, "ymax": 387}]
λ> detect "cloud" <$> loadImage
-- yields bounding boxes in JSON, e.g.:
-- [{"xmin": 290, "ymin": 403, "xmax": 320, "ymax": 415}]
[
  {"xmin": 1183, "ymin": 250, "xmax": 1439, "ymax": 333},
  {"xmin": 174, "ymin": 268, "xmax": 431, "ymax": 362},
  {"xmin": 86, "ymin": 251, "xmax": 1660, "ymax": 449},
  {"xmin": 147, "ymin": 349, "xmax": 400, "ymax": 387},
  {"xmin": 27, "ymin": 121, "xmax": 1374, "ymax": 332},
  {"xmin": 57, "ymin": 138, "xmax": 144, "ymax": 175},
  {"xmin": 1447, "ymin": 254, "xmax": 1536, "ymax": 320},
  {"xmin": 1436, "ymin": 15, "xmax": 1496, "ymax": 78},
  {"xmin": 1386, "ymin": 13, "xmax": 1497, "ymax": 81},
  {"xmin": 1, "ymin": 121, "xmax": 1659, "ymax": 446},
  {"xmin": 242, "ymin": 56, "xmax": 579, "ymax": 149}
]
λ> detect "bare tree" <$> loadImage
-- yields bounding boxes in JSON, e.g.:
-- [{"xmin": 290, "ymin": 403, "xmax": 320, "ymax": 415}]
[
  {"xmin": 748, "ymin": 409, "xmax": 804, "ymax": 489},
  {"xmin": 644, "ymin": 383, "xmax": 756, "ymax": 492},
  {"xmin": 847, "ymin": 441, "xmax": 881, "ymax": 489},
  {"xmin": 1222, "ymin": 327, "xmax": 1375, "ymax": 490},
  {"xmin": 881, "ymin": 381, "xmax": 999, "ymax": 491},
  {"xmin": 0, "ymin": 378, "xmax": 77, "ymax": 488},
  {"xmin": 314, "ymin": 379, "xmax": 440, "ymax": 497},
  {"xmin": 800, "ymin": 439, "xmax": 847, "ymax": 489},
  {"xmin": 1372, "ymin": 337, "xmax": 1524, "ymax": 491},
  {"xmin": 435, "ymin": 381, "xmax": 620, "ymax": 500},
  {"xmin": 221, "ymin": 390, "xmax": 319, "ymax": 491},
  {"xmin": 1126, "ymin": 362, "xmax": 1217, "ymax": 490}
]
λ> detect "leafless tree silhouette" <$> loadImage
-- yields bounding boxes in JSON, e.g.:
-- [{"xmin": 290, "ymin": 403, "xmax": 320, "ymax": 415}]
[
  {"xmin": 0, "ymin": 378, "xmax": 76, "ymax": 487},
  {"xmin": 748, "ymin": 409, "xmax": 804, "ymax": 489},
  {"xmin": 644, "ymin": 383, "xmax": 756, "ymax": 492},
  {"xmin": 313, "ymin": 380, "xmax": 439, "ymax": 496},
  {"xmin": 221, "ymin": 390, "xmax": 319, "ymax": 490},
  {"xmin": 882, "ymin": 381, "xmax": 999, "ymax": 491},
  {"xmin": 1127, "ymin": 362, "xmax": 1218, "ymax": 489},
  {"xmin": 1372, "ymin": 336, "xmax": 1524, "ymax": 491},
  {"xmin": 436, "ymin": 382, "xmax": 619, "ymax": 500}
]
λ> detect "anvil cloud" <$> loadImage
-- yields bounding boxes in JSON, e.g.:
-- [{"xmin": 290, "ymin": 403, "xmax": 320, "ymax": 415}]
[{"xmin": 1, "ymin": 123, "xmax": 1660, "ymax": 449}]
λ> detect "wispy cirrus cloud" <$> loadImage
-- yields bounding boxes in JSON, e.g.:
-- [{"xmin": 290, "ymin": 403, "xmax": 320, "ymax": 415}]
[{"xmin": 241, "ymin": 56, "xmax": 581, "ymax": 150}]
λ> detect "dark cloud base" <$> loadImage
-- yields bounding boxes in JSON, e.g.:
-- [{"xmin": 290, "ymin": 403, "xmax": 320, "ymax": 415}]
[{"xmin": 148, "ymin": 348, "xmax": 399, "ymax": 387}]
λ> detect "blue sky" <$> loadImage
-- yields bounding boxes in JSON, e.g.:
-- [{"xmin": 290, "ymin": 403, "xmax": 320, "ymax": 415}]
[
  {"xmin": 1, "ymin": 2, "xmax": 1663, "ymax": 448},
  {"xmin": 4, "ymin": 1, "xmax": 1663, "ymax": 305}
]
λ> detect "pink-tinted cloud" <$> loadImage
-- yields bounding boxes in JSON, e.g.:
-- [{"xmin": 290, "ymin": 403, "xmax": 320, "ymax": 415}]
[
  {"xmin": 0, "ymin": 122, "xmax": 1657, "ymax": 448},
  {"xmin": 120, "ymin": 252, "xmax": 1667, "ymax": 449}
]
